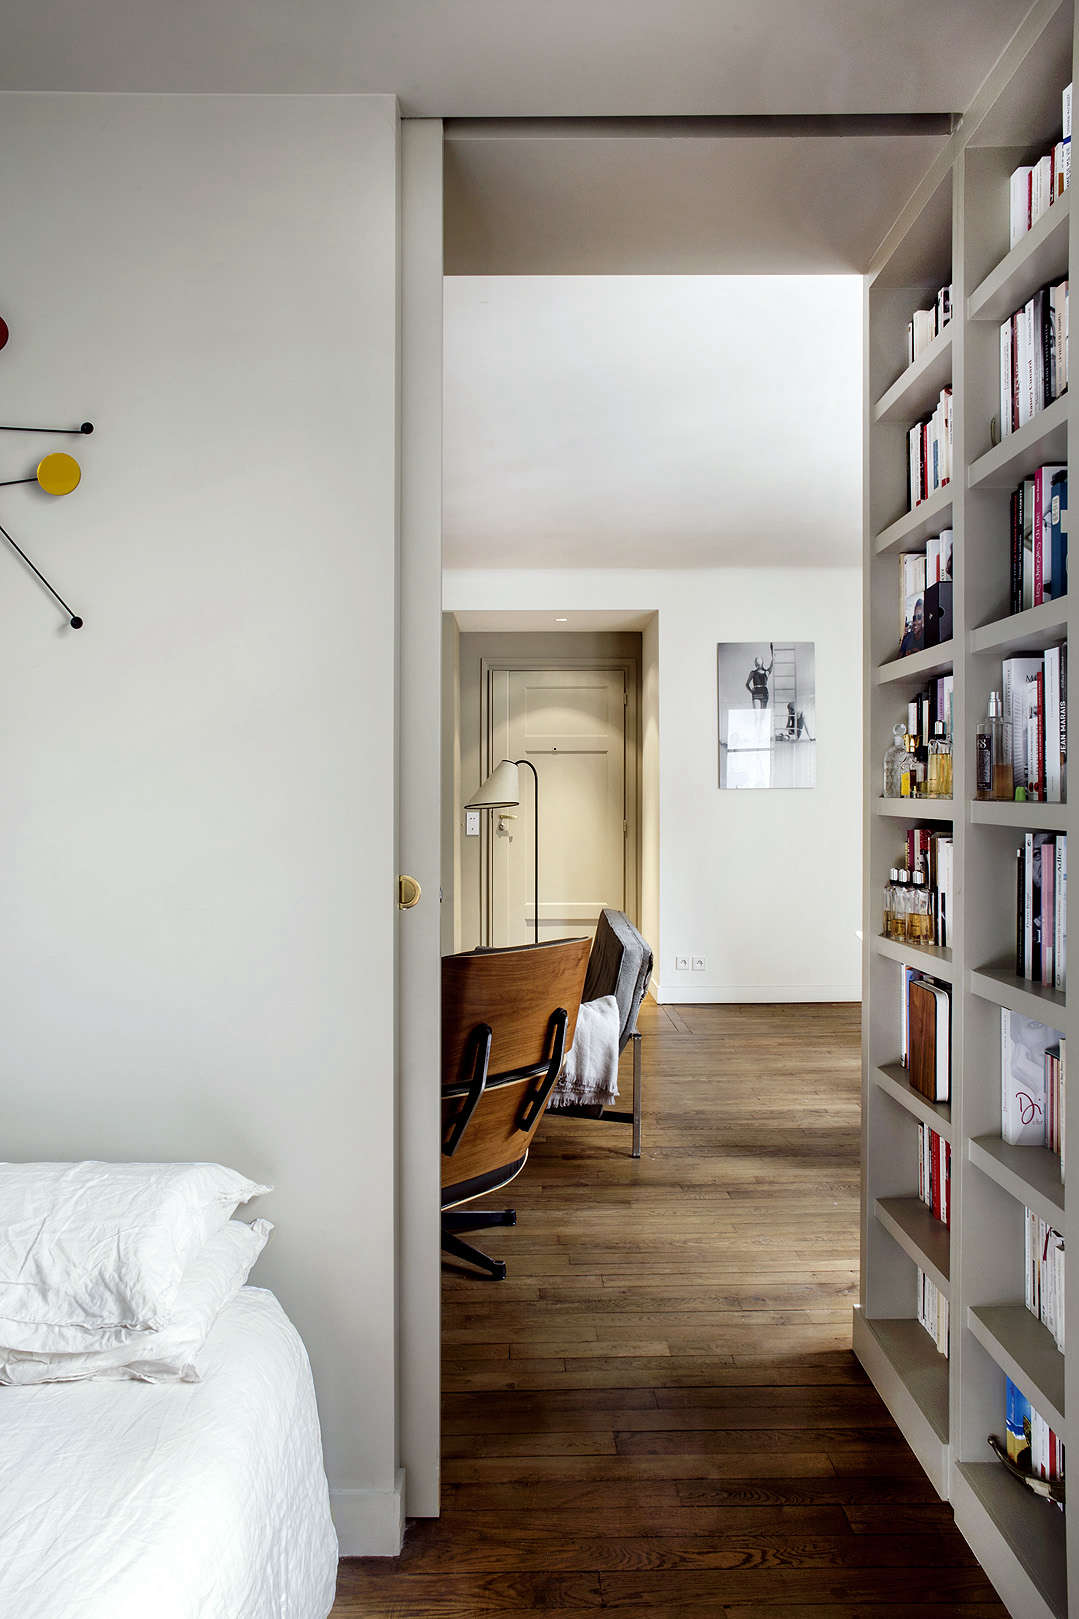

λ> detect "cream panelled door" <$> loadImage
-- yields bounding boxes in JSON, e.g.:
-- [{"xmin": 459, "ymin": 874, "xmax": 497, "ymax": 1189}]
[{"xmin": 488, "ymin": 667, "xmax": 628, "ymax": 946}]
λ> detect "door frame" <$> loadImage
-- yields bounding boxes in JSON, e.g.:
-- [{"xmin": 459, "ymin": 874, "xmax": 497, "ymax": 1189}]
[{"xmin": 478, "ymin": 654, "xmax": 641, "ymax": 946}]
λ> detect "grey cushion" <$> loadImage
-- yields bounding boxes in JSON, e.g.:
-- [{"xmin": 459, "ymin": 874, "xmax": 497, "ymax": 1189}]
[{"xmin": 582, "ymin": 909, "xmax": 653, "ymax": 1053}]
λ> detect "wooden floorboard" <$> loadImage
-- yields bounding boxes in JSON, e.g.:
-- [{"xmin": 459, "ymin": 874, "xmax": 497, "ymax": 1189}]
[{"xmin": 332, "ymin": 1000, "xmax": 1006, "ymax": 1617}]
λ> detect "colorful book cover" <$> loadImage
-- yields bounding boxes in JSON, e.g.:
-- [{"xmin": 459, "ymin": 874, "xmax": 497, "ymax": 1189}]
[{"xmin": 1006, "ymin": 1377, "xmax": 1032, "ymax": 1470}]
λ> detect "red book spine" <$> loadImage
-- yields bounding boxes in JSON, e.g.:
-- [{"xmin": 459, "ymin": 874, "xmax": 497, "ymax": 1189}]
[
  {"xmin": 930, "ymin": 1130, "xmax": 941, "ymax": 1221},
  {"xmin": 1037, "ymin": 670, "xmax": 1046, "ymax": 800}
]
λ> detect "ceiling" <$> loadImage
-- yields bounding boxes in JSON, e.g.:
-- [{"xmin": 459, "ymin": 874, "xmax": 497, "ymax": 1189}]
[
  {"xmin": 1, "ymin": 1, "xmax": 1030, "ymax": 112},
  {"xmin": 443, "ymin": 275, "xmax": 863, "ymax": 571}
]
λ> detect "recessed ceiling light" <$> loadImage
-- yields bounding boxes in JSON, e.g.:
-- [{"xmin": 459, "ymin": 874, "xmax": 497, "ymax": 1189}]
[{"xmin": 555, "ymin": 616, "xmax": 568, "ymax": 623}]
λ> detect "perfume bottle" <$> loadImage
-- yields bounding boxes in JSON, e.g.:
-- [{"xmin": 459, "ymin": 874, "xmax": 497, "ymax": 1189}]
[
  {"xmin": 907, "ymin": 870, "xmax": 933, "ymax": 944},
  {"xmin": 927, "ymin": 721, "xmax": 953, "ymax": 799},
  {"xmin": 882, "ymin": 723, "xmax": 909, "ymax": 798},
  {"xmin": 889, "ymin": 868, "xmax": 911, "ymax": 940},
  {"xmin": 882, "ymin": 871, "xmax": 896, "ymax": 938},
  {"xmin": 976, "ymin": 691, "xmax": 1014, "ymax": 801}
]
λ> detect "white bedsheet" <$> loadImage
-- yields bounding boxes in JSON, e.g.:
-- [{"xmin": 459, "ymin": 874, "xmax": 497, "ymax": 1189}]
[{"xmin": 0, "ymin": 1286, "xmax": 339, "ymax": 1619}]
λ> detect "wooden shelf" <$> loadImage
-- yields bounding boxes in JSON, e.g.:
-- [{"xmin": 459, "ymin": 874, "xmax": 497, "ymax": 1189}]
[
  {"xmin": 871, "ymin": 932, "xmax": 954, "ymax": 981},
  {"xmin": 969, "ymin": 598, "xmax": 1068, "ymax": 657},
  {"xmin": 873, "ymin": 325, "xmax": 953, "ymax": 425},
  {"xmin": 969, "ymin": 800, "xmax": 1069, "ymax": 831},
  {"xmin": 874, "ymin": 797, "xmax": 954, "ymax": 820},
  {"xmin": 872, "ymin": 1062, "xmax": 952, "ymax": 1139},
  {"xmin": 969, "ymin": 961, "xmax": 1066, "ymax": 1024},
  {"xmin": 968, "ymin": 1136, "xmax": 1065, "ymax": 1229},
  {"xmin": 875, "ymin": 1195, "xmax": 950, "ymax": 1294},
  {"xmin": 875, "ymin": 639, "xmax": 955, "ymax": 685},
  {"xmin": 873, "ymin": 487, "xmax": 953, "ymax": 557},
  {"xmin": 952, "ymin": 1462, "xmax": 1066, "ymax": 1619},
  {"xmin": 968, "ymin": 192, "xmax": 1071, "ymax": 324},
  {"xmin": 968, "ymin": 1304, "xmax": 1065, "ymax": 1436},
  {"xmin": 852, "ymin": 1310, "xmax": 949, "ymax": 1498},
  {"xmin": 968, "ymin": 394, "xmax": 1068, "ymax": 490}
]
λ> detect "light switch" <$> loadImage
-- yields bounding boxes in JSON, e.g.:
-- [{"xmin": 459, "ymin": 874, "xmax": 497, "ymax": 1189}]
[{"xmin": 465, "ymin": 809, "xmax": 480, "ymax": 837}]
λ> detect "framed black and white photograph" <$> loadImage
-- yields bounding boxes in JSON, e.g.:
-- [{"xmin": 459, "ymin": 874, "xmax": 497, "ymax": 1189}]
[{"xmin": 717, "ymin": 641, "xmax": 816, "ymax": 790}]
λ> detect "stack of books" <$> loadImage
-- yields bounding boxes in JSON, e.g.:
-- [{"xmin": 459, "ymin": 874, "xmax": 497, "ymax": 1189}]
[
  {"xmin": 916, "ymin": 1268, "xmax": 948, "ymax": 1356},
  {"xmin": 906, "ymin": 284, "xmax": 953, "ymax": 364},
  {"xmin": 908, "ymin": 388, "xmax": 952, "ymax": 510},
  {"xmin": 1009, "ymin": 84, "xmax": 1072, "ymax": 247},
  {"xmin": 898, "ymin": 530, "xmax": 954, "ymax": 655},
  {"xmin": 918, "ymin": 1122, "xmax": 950, "ymax": 1224},
  {"xmin": 1000, "ymin": 649, "xmax": 1068, "ymax": 802},
  {"xmin": 901, "ymin": 969, "xmax": 951, "ymax": 1098},
  {"xmin": 1006, "ymin": 1377, "xmax": 1065, "ymax": 1496},
  {"xmin": 1025, "ymin": 1207, "xmax": 1065, "ymax": 1353},
  {"xmin": 1014, "ymin": 833, "xmax": 1068, "ymax": 988},
  {"xmin": 1001, "ymin": 1010, "xmax": 1066, "ymax": 1164},
  {"xmin": 999, "ymin": 280, "xmax": 1069, "ymax": 437},
  {"xmin": 1008, "ymin": 465, "xmax": 1068, "ymax": 611}
]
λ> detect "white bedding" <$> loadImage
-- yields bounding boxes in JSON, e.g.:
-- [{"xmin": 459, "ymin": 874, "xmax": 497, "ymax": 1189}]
[{"xmin": 0, "ymin": 1287, "xmax": 339, "ymax": 1619}]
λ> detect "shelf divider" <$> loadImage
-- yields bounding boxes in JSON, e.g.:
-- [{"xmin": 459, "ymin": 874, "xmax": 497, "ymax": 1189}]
[
  {"xmin": 967, "ymin": 1303, "xmax": 1065, "ymax": 1437},
  {"xmin": 875, "ymin": 1195, "xmax": 950, "ymax": 1294},
  {"xmin": 969, "ymin": 961, "xmax": 1067, "ymax": 1023},
  {"xmin": 872, "ymin": 1062, "xmax": 952, "ymax": 1140},
  {"xmin": 968, "ymin": 1135, "xmax": 1064, "ymax": 1228}
]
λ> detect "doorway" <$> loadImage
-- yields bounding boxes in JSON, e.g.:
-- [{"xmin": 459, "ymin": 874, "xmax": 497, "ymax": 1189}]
[
  {"xmin": 486, "ymin": 662, "xmax": 636, "ymax": 946},
  {"xmin": 451, "ymin": 629, "xmax": 642, "ymax": 953}
]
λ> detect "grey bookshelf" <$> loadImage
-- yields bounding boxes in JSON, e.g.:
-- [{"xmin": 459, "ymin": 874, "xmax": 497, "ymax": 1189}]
[{"xmin": 859, "ymin": 2, "xmax": 1077, "ymax": 1612}]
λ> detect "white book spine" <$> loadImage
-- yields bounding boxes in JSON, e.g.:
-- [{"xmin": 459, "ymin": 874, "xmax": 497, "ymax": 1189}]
[
  {"xmin": 1001, "ymin": 320, "xmax": 1013, "ymax": 438},
  {"xmin": 1046, "ymin": 646, "xmax": 1061, "ymax": 800}
]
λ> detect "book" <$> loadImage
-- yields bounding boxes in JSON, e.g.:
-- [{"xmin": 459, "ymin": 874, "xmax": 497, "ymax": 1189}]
[
  {"xmin": 1034, "ymin": 463, "xmax": 1066, "ymax": 603},
  {"xmin": 1006, "ymin": 1377, "xmax": 1032, "ymax": 1468},
  {"xmin": 1001, "ymin": 1008, "xmax": 1060, "ymax": 1144},
  {"xmin": 1010, "ymin": 166, "xmax": 1033, "ymax": 248},
  {"xmin": 909, "ymin": 980, "xmax": 950, "ymax": 1103},
  {"xmin": 1050, "ymin": 467, "xmax": 1068, "ymax": 600},
  {"xmin": 1056, "ymin": 836, "xmax": 1068, "ymax": 992},
  {"xmin": 1002, "ymin": 655, "xmax": 1043, "ymax": 787}
]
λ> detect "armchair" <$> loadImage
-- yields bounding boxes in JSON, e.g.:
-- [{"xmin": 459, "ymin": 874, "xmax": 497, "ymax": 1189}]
[{"xmin": 441, "ymin": 936, "xmax": 590, "ymax": 1279}]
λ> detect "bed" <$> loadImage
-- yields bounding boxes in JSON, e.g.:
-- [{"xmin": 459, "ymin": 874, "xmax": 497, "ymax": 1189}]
[{"xmin": 0, "ymin": 1286, "xmax": 339, "ymax": 1619}]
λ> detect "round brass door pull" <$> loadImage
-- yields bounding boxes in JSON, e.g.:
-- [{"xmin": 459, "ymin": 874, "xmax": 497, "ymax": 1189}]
[{"xmin": 398, "ymin": 874, "xmax": 421, "ymax": 910}]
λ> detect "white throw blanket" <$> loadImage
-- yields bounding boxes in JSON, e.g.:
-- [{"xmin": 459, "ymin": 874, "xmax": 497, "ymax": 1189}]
[{"xmin": 548, "ymin": 994, "xmax": 621, "ymax": 1110}]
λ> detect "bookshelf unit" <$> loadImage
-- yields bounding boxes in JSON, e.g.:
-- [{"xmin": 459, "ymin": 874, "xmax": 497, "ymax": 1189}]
[{"xmin": 857, "ymin": 5, "xmax": 1076, "ymax": 1616}]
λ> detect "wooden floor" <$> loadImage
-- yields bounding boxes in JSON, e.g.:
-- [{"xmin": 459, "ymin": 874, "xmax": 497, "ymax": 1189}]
[{"xmin": 334, "ymin": 1000, "xmax": 1006, "ymax": 1617}]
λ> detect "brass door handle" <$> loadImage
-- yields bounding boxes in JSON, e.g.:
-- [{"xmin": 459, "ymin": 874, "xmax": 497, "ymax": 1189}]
[{"xmin": 398, "ymin": 874, "xmax": 422, "ymax": 910}]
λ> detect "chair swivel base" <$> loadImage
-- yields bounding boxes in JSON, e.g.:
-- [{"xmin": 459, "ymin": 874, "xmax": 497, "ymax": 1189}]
[{"xmin": 441, "ymin": 1208, "xmax": 517, "ymax": 1280}]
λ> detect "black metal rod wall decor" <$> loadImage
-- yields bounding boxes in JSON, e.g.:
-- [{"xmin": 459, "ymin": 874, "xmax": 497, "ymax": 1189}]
[
  {"xmin": 0, "ymin": 422, "xmax": 93, "ymax": 435},
  {"xmin": 0, "ymin": 518, "xmax": 83, "ymax": 628}
]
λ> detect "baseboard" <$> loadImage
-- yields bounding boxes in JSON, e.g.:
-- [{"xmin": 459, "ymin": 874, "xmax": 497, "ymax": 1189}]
[
  {"xmin": 654, "ymin": 983, "xmax": 861, "ymax": 1004},
  {"xmin": 330, "ymin": 1470, "xmax": 405, "ymax": 1556}
]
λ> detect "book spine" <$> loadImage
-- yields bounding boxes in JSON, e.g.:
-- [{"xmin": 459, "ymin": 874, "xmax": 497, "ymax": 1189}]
[
  {"xmin": 1036, "ymin": 848, "xmax": 1043, "ymax": 984},
  {"xmin": 1034, "ymin": 468, "xmax": 1045, "ymax": 606}
]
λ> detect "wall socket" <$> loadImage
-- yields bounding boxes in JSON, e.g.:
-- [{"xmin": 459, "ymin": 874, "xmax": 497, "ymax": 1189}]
[
  {"xmin": 675, "ymin": 955, "xmax": 690, "ymax": 971},
  {"xmin": 692, "ymin": 957, "xmax": 706, "ymax": 971}
]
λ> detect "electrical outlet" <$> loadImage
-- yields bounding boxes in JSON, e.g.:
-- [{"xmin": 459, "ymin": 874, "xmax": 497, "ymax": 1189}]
[
  {"xmin": 692, "ymin": 956, "xmax": 706, "ymax": 971},
  {"xmin": 465, "ymin": 809, "xmax": 480, "ymax": 837},
  {"xmin": 675, "ymin": 955, "xmax": 690, "ymax": 971}
]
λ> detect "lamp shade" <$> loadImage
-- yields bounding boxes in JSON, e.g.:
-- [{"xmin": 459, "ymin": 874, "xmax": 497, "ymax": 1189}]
[{"xmin": 466, "ymin": 759, "xmax": 520, "ymax": 810}]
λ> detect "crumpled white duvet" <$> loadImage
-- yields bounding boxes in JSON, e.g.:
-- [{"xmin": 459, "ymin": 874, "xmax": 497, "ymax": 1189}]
[{"xmin": 0, "ymin": 1286, "xmax": 339, "ymax": 1619}]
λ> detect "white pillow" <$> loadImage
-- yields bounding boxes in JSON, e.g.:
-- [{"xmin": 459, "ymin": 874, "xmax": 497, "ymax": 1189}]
[
  {"xmin": 0, "ymin": 1161, "xmax": 270, "ymax": 1348},
  {"xmin": 0, "ymin": 1219, "xmax": 272, "ymax": 1384}
]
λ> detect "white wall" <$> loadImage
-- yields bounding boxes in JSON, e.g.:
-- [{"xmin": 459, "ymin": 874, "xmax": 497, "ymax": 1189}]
[
  {"xmin": 0, "ymin": 93, "xmax": 405, "ymax": 1551},
  {"xmin": 445, "ymin": 570, "xmax": 862, "ymax": 1001}
]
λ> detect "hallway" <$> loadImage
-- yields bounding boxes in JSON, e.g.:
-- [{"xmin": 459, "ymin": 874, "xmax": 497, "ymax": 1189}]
[{"xmin": 334, "ymin": 1001, "xmax": 1004, "ymax": 1615}]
